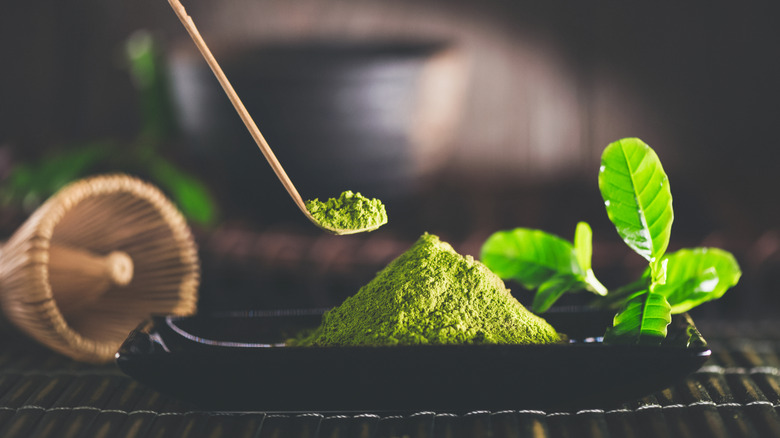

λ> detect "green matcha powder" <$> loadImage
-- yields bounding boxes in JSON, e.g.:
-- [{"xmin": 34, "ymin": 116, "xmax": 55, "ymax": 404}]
[
  {"xmin": 305, "ymin": 191, "xmax": 387, "ymax": 231},
  {"xmin": 293, "ymin": 233, "xmax": 560, "ymax": 346}
]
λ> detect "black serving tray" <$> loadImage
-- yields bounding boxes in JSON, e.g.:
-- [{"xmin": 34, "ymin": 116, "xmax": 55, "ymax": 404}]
[{"xmin": 115, "ymin": 308, "xmax": 711, "ymax": 413}]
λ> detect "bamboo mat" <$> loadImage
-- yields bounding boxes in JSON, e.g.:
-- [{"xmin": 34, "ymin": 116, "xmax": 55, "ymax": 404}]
[{"xmin": 1, "ymin": 319, "xmax": 779, "ymax": 438}]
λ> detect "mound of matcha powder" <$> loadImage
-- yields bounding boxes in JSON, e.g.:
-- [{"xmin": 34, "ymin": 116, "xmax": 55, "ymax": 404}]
[
  {"xmin": 293, "ymin": 233, "xmax": 560, "ymax": 346},
  {"xmin": 305, "ymin": 190, "xmax": 387, "ymax": 231}
]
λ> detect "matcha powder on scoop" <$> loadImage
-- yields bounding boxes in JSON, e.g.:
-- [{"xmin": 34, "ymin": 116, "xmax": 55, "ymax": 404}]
[
  {"xmin": 305, "ymin": 191, "xmax": 387, "ymax": 232},
  {"xmin": 293, "ymin": 233, "xmax": 561, "ymax": 346}
]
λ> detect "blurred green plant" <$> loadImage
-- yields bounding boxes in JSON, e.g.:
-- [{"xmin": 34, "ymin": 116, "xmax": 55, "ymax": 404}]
[{"xmin": 1, "ymin": 30, "xmax": 218, "ymax": 226}]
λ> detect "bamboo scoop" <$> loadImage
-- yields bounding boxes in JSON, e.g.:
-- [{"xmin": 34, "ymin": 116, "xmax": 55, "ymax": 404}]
[{"xmin": 168, "ymin": 0, "xmax": 386, "ymax": 235}]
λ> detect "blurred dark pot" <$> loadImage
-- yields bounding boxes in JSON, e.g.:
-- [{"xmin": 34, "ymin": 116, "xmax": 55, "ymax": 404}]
[{"xmin": 168, "ymin": 41, "xmax": 464, "ymax": 224}]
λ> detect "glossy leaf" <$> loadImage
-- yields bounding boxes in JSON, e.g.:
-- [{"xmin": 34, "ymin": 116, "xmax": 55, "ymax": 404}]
[
  {"xmin": 599, "ymin": 138, "xmax": 673, "ymax": 268},
  {"xmin": 651, "ymin": 248, "xmax": 741, "ymax": 313},
  {"xmin": 533, "ymin": 275, "xmax": 581, "ymax": 313},
  {"xmin": 481, "ymin": 228, "xmax": 583, "ymax": 290},
  {"xmin": 604, "ymin": 291, "xmax": 672, "ymax": 346},
  {"xmin": 574, "ymin": 222, "xmax": 608, "ymax": 296},
  {"xmin": 574, "ymin": 221, "xmax": 593, "ymax": 271}
]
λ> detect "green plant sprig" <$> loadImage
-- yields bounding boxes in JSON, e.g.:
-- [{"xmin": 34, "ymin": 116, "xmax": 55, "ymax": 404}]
[{"xmin": 480, "ymin": 137, "xmax": 742, "ymax": 345}]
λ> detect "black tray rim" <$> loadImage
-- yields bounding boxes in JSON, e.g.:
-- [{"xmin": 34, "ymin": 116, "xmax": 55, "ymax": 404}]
[{"xmin": 115, "ymin": 308, "xmax": 712, "ymax": 413}]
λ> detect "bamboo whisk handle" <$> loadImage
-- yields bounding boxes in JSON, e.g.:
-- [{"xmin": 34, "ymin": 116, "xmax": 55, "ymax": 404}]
[
  {"xmin": 48, "ymin": 245, "xmax": 134, "ymax": 315},
  {"xmin": 101, "ymin": 251, "xmax": 134, "ymax": 286}
]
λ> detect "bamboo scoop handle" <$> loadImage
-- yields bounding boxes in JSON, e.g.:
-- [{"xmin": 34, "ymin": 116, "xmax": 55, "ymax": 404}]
[
  {"xmin": 48, "ymin": 245, "xmax": 134, "ymax": 315},
  {"xmin": 168, "ymin": 0, "xmax": 316, "ymax": 224}
]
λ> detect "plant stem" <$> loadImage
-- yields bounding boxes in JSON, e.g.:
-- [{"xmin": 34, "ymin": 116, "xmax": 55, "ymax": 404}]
[{"xmin": 589, "ymin": 277, "xmax": 649, "ymax": 310}]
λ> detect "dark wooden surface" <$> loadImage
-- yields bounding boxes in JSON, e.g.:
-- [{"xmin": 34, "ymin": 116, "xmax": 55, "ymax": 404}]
[{"xmin": 1, "ymin": 318, "xmax": 779, "ymax": 438}]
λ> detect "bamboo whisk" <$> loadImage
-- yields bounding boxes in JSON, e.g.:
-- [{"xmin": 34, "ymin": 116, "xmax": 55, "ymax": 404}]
[{"xmin": 0, "ymin": 174, "xmax": 200, "ymax": 363}]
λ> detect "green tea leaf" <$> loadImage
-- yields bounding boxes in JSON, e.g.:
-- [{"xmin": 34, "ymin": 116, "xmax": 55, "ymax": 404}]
[
  {"xmin": 533, "ymin": 275, "xmax": 581, "ymax": 313},
  {"xmin": 481, "ymin": 226, "xmax": 609, "ymax": 312},
  {"xmin": 481, "ymin": 228, "xmax": 582, "ymax": 290},
  {"xmin": 149, "ymin": 157, "xmax": 219, "ymax": 226},
  {"xmin": 126, "ymin": 30, "xmax": 178, "ymax": 142},
  {"xmin": 651, "ymin": 248, "xmax": 741, "ymax": 313},
  {"xmin": 574, "ymin": 221, "xmax": 593, "ymax": 271},
  {"xmin": 599, "ymin": 138, "xmax": 673, "ymax": 269},
  {"xmin": 574, "ymin": 221, "xmax": 608, "ymax": 296},
  {"xmin": 604, "ymin": 291, "xmax": 672, "ymax": 346},
  {"xmin": 3, "ymin": 143, "xmax": 111, "ymax": 208}
]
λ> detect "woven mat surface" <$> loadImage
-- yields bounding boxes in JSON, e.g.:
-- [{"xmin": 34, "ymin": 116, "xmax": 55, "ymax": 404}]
[{"xmin": 1, "ymin": 320, "xmax": 779, "ymax": 438}]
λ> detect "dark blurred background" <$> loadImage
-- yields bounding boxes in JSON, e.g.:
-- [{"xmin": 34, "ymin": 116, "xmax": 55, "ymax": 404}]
[{"xmin": 2, "ymin": 1, "xmax": 779, "ymax": 319}]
